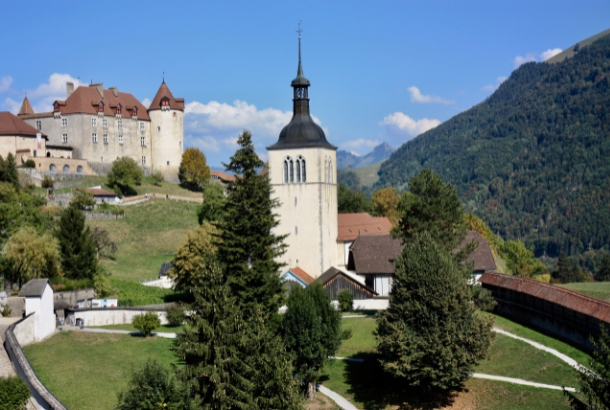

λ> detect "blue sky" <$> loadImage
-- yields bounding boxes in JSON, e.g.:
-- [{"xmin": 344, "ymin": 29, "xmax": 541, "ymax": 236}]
[{"xmin": 1, "ymin": 1, "xmax": 609, "ymax": 167}]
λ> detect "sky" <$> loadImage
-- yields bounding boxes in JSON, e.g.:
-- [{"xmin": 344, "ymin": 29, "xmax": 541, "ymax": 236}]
[{"xmin": 1, "ymin": 1, "xmax": 609, "ymax": 167}]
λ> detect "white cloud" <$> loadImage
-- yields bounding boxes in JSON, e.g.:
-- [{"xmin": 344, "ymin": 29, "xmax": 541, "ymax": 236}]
[
  {"xmin": 19, "ymin": 73, "xmax": 82, "ymax": 113},
  {"xmin": 541, "ymin": 48, "xmax": 562, "ymax": 61},
  {"xmin": 141, "ymin": 98, "xmax": 151, "ymax": 108},
  {"xmin": 340, "ymin": 138, "xmax": 380, "ymax": 154},
  {"xmin": 407, "ymin": 86, "xmax": 454, "ymax": 105},
  {"xmin": 0, "ymin": 76, "xmax": 13, "ymax": 93},
  {"xmin": 3, "ymin": 97, "xmax": 21, "ymax": 114},
  {"xmin": 380, "ymin": 112, "xmax": 441, "ymax": 139},
  {"xmin": 482, "ymin": 76, "xmax": 508, "ymax": 92}
]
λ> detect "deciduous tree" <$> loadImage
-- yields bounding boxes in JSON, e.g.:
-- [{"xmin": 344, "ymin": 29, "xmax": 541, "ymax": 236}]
[
  {"xmin": 179, "ymin": 148, "xmax": 211, "ymax": 191},
  {"xmin": 337, "ymin": 183, "xmax": 371, "ymax": 214},
  {"xmin": 197, "ymin": 183, "xmax": 225, "ymax": 224},
  {"xmin": 376, "ymin": 231, "xmax": 494, "ymax": 390},
  {"xmin": 107, "ymin": 156, "xmax": 143, "ymax": 195},
  {"xmin": 371, "ymin": 187, "xmax": 401, "ymax": 226},
  {"xmin": 69, "ymin": 189, "xmax": 96, "ymax": 210}
]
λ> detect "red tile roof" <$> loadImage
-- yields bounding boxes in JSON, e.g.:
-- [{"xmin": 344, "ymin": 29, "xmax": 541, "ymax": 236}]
[
  {"xmin": 289, "ymin": 267, "xmax": 314, "ymax": 285},
  {"xmin": 479, "ymin": 272, "xmax": 610, "ymax": 323},
  {"xmin": 211, "ymin": 170, "xmax": 236, "ymax": 182},
  {"xmin": 18, "ymin": 96, "xmax": 34, "ymax": 116},
  {"xmin": 0, "ymin": 112, "xmax": 48, "ymax": 138},
  {"xmin": 337, "ymin": 213, "xmax": 392, "ymax": 242},
  {"xmin": 55, "ymin": 85, "xmax": 151, "ymax": 120},
  {"xmin": 148, "ymin": 82, "xmax": 185, "ymax": 112},
  {"xmin": 86, "ymin": 188, "xmax": 118, "ymax": 197}
]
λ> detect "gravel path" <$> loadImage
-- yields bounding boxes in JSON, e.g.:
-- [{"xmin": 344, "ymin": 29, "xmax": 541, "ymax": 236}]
[
  {"xmin": 317, "ymin": 385, "xmax": 359, "ymax": 410},
  {"xmin": 472, "ymin": 373, "xmax": 576, "ymax": 392}
]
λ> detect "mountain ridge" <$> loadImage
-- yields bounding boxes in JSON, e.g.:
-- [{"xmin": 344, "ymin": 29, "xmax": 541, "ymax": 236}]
[{"xmin": 337, "ymin": 142, "xmax": 395, "ymax": 170}]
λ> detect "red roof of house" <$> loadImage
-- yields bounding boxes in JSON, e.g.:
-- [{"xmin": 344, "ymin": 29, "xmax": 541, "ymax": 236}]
[
  {"xmin": 86, "ymin": 188, "xmax": 118, "ymax": 197},
  {"xmin": 337, "ymin": 213, "xmax": 392, "ymax": 242},
  {"xmin": 18, "ymin": 96, "xmax": 35, "ymax": 116},
  {"xmin": 289, "ymin": 267, "xmax": 314, "ymax": 285},
  {"xmin": 211, "ymin": 170, "xmax": 236, "ymax": 182},
  {"xmin": 479, "ymin": 272, "xmax": 610, "ymax": 323},
  {"xmin": 0, "ymin": 112, "xmax": 48, "ymax": 138},
  {"xmin": 148, "ymin": 82, "xmax": 185, "ymax": 112}
]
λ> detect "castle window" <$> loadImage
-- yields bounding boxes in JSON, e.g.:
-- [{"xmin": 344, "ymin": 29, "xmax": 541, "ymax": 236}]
[
  {"xmin": 167, "ymin": 161, "xmax": 170, "ymax": 166},
  {"xmin": 118, "ymin": 134, "xmax": 124, "ymax": 145},
  {"xmin": 92, "ymin": 118, "xmax": 97, "ymax": 128},
  {"xmin": 296, "ymin": 155, "xmax": 306, "ymax": 183},
  {"xmin": 141, "ymin": 137, "xmax": 146, "ymax": 146},
  {"xmin": 53, "ymin": 102, "xmax": 60, "ymax": 113},
  {"xmin": 157, "ymin": 126, "xmax": 161, "ymax": 132},
  {"xmin": 98, "ymin": 102, "xmax": 104, "ymax": 113},
  {"xmin": 62, "ymin": 133, "xmax": 68, "ymax": 143},
  {"xmin": 101, "ymin": 156, "xmax": 104, "ymax": 162},
  {"xmin": 103, "ymin": 119, "xmax": 108, "ymax": 129},
  {"xmin": 77, "ymin": 166, "xmax": 83, "ymax": 174},
  {"xmin": 118, "ymin": 121, "xmax": 123, "ymax": 130},
  {"xmin": 161, "ymin": 97, "xmax": 170, "ymax": 111},
  {"xmin": 283, "ymin": 157, "xmax": 294, "ymax": 183},
  {"xmin": 61, "ymin": 118, "xmax": 67, "ymax": 128},
  {"xmin": 295, "ymin": 226, "xmax": 298, "ymax": 235},
  {"xmin": 116, "ymin": 104, "xmax": 122, "ymax": 115},
  {"xmin": 92, "ymin": 133, "xmax": 98, "ymax": 143},
  {"xmin": 35, "ymin": 121, "xmax": 42, "ymax": 130},
  {"xmin": 132, "ymin": 106, "xmax": 137, "ymax": 117},
  {"xmin": 140, "ymin": 122, "xmax": 145, "ymax": 132},
  {"xmin": 325, "ymin": 156, "xmax": 333, "ymax": 183},
  {"xmin": 103, "ymin": 134, "xmax": 109, "ymax": 144},
  {"xmin": 141, "ymin": 156, "xmax": 146, "ymax": 165},
  {"xmin": 63, "ymin": 165, "xmax": 70, "ymax": 173}
]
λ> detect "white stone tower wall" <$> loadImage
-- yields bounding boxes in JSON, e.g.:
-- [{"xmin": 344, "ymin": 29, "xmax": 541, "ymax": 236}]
[
  {"xmin": 149, "ymin": 109, "xmax": 183, "ymax": 182},
  {"xmin": 269, "ymin": 147, "xmax": 337, "ymax": 278}
]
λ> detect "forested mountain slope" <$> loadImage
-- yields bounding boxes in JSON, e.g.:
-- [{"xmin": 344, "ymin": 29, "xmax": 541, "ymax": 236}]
[{"xmin": 376, "ymin": 33, "xmax": 610, "ymax": 257}]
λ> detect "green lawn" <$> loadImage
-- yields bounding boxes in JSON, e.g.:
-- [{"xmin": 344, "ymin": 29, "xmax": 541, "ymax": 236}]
[
  {"xmin": 91, "ymin": 323, "xmax": 183, "ymax": 333},
  {"xmin": 559, "ymin": 281, "xmax": 610, "ymax": 303},
  {"xmin": 23, "ymin": 331, "xmax": 179, "ymax": 410},
  {"xmin": 88, "ymin": 199, "xmax": 200, "ymax": 282}
]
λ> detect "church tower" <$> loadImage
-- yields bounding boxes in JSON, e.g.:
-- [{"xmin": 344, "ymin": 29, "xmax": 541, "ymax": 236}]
[
  {"xmin": 267, "ymin": 33, "xmax": 338, "ymax": 279},
  {"xmin": 148, "ymin": 80, "xmax": 185, "ymax": 182}
]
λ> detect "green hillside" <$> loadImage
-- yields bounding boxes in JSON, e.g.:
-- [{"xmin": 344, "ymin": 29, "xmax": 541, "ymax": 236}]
[{"xmin": 376, "ymin": 32, "xmax": 610, "ymax": 257}]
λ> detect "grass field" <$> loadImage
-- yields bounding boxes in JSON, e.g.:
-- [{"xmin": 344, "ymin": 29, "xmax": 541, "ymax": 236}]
[
  {"xmin": 23, "ymin": 332, "xmax": 179, "ymax": 410},
  {"xmin": 88, "ymin": 199, "xmax": 200, "ymax": 282},
  {"xmin": 559, "ymin": 281, "xmax": 610, "ymax": 302},
  {"xmin": 91, "ymin": 323, "xmax": 183, "ymax": 333}
]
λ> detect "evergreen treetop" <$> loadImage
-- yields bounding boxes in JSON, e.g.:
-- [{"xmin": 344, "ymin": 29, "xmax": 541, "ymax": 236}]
[{"xmin": 55, "ymin": 205, "xmax": 97, "ymax": 280}]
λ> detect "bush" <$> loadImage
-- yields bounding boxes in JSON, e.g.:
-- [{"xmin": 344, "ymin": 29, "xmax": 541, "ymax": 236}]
[
  {"xmin": 151, "ymin": 171, "xmax": 164, "ymax": 187},
  {"xmin": 165, "ymin": 304, "xmax": 185, "ymax": 327},
  {"xmin": 41, "ymin": 175, "xmax": 55, "ymax": 189},
  {"xmin": 132, "ymin": 312, "xmax": 161, "ymax": 336},
  {"xmin": 0, "ymin": 376, "xmax": 30, "ymax": 410},
  {"xmin": 1, "ymin": 304, "xmax": 11, "ymax": 317},
  {"xmin": 23, "ymin": 159, "xmax": 36, "ymax": 168},
  {"xmin": 337, "ymin": 289, "xmax": 353, "ymax": 312}
]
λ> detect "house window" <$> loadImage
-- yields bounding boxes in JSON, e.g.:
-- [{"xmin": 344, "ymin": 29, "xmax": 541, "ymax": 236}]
[
  {"xmin": 101, "ymin": 156, "xmax": 104, "ymax": 162},
  {"xmin": 118, "ymin": 121, "xmax": 123, "ymax": 130},
  {"xmin": 103, "ymin": 134, "xmax": 109, "ymax": 144},
  {"xmin": 140, "ymin": 122, "xmax": 145, "ymax": 132},
  {"xmin": 157, "ymin": 126, "xmax": 161, "ymax": 131},
  {"xmin": 61, "ymin": 118, "xmax": 67, "ymax": 128},
  {"xmin": 103, "ymin": 119, "xmax": 108, "ymax": 129},
  {"xmin": 140, "ymin": 136, "xmax": 146, "ymax": 146},
  {"xmin": 92, "ymin": 133, "xmax": 98, "ymax": 143},
  {"xmin": 92, "ymin": 118, "xmax": 97, "ymax": 128},
  {"xmin": 283, "ymin": 157, "xmax": 294, "ymax": 183},
  {"xmin": 141, "ymin": 156, "xmax": 146, "ymax": 165},
  {"xmin": 167, "ymin": 161, "xmax": 170, "ymax": 166},
  {"xmin": 36, "ymin": 121, "xmax": 41, "ymax": 130},
  {"xmin": 62, "ymin": 133, "xmax": 68, "ymax": 143},
  {"xmin": 118, "ymin": 134, "xmax": 124, "ymax": 144},
  {"xmin": 296, "ymin": 155, "xmax": 306, "ymax": 183}
]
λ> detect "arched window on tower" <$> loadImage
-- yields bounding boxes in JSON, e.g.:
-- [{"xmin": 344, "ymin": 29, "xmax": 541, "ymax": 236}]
[
  {"xmin": 324, "ymin": 156, "xmax": 333, "ymax": 183},
  {"xmin": 295, "ymin": 155, "xmax": 306, "ymax": 183}
]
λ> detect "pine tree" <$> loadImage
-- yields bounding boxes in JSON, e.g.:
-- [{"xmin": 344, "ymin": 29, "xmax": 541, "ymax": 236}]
[
  {"xmin": 3, "ymin": 153, "xmax": 20, "ymax": 191},
  {"xmin": 596, "ymin": 253, "xmax": 610, "ymax": 282},
  {"xmin": 215, "ymin": 130, "xmax": 287, "ymax": 319},
  {"xmin": 376, "ymin": 231, "xmax": 494, "ymax": 390},
  {"xmin": 55, "ymin": 205, "xmax": 97, "ymax": 279},
  {"xmin": 554, "ymin": 252, "xmax": 581, "ymax": 283}
]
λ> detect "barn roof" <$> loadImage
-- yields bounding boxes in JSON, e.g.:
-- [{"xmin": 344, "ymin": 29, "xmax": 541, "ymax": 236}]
[
  {"xmin": 456, "ymin": 231, "xmax": 497, "ymax": 272},
  {"xmin": 19, "ymin": 279, "xmax": 50, "ymax": 297},
  {"xmin": 479, "ymin": 272, "xmax": 610, "ymax": 323},
  {"xmin": 315, "ymin": 267, "xmax": 377, "ymax": 295},
  {"xmin": 349, "ymin": 234, "xmax": 403, "ymax": 274},
  {"xmin": 337, "ymin": 213, "xmax": 392, "ymax": 242}
]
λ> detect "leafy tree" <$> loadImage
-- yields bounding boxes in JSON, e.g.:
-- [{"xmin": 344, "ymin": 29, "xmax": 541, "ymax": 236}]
[
  {"xmin": 0, "ymin": 153, "xmax": 20, "ymax": 191},
  {"xmin": 23, "ymin": 159, "xmax": 36, "ymax": 168},
  {"xmin": 0, "ymin": 182, "xmax": 47, "ymax": 245},
  {"xmin": 337, "ymin": 289, "xmax": 354, "ymax": 312},
  {"xmin": 116, "ymin": 359, "xmax": 199, "ymax": 410},
  {"xmin": 596, "ymin": 253, "xmax": 610, "ymax": 282},
  {"xmin": 151, "ymin": 170, "xmax": 165, "ymax": 186},
  {"xmin": 0, "ymin": 375, "xmax": 30, "ymax": 410},
  {"xmin": 165, "ymin": 304, "xmax": 185, "ymax": 327},
  {"xmin": 55, "ymin": 206, "xmax": 97, "ymax": 280},
  {"xmin": 69, "ymin": 189, "xmax": 96, "ymax": 210},
  {"xmin": 337, "ymin": 183, "xmax": 371, "ymax": 214},
  {"xmin": 282, "ymin": 284, "xmax": 343, "ymax": 400},
  {"xmin": 179, "ymin": 148, "xmax": 211, "ymax": 191},
  {"xmin": 554, "ymin": 252, "xmax": 582, "ymax": 283},
  {"xmin": 215, "ymin": 130, "xmax": 286, "ymax": 319},
  {"xmin": 371, "ymin": 187, "xmax": 401, "ymax": 226},
  {"xmin": 396, "ymin": 169, "xmax": 467, "ymax": 253},
  {"xmin": 2, "ymin": 226, "xmax": 61, "ymax": 287},
  {"xmin": 91, "ymin": 227, "xmax": 118, "ymax": 257},
  {"xmin": 197, "ymin": 183, "xmax": 225, "ymax": 224},
  {"xmin": 501, "ymin": 240, "xmax": 548, "ymax": 277},
  {"xmin": 132, "ymin": 312, "xmax": 161, "ymax": 336},
  {"xmin": 107, "ymin": 156, "xmax": 143, "ymax": 195},
  {"xmin": 41, "ymin": 175, "xmax": 55, "ymax": 189},
  {"xmin": 169, "ymin": 223, "xmax": 219, "ymax": 293},
  {"xmin": 92, "ymin": 264, "xmax": 113, "ymax": 298},
  {"xmin": 376, "ymin": 231, "xmax": 494, "ymax": 390}
]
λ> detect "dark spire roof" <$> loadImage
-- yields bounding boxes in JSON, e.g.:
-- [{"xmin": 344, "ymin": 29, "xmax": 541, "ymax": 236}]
[{"xmin": 268, "ymin": 32, "xmax": 335, "ymax": 151}]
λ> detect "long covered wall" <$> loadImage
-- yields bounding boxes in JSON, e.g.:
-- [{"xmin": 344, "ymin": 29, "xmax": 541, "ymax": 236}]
[{"xmin": 479, "ymin": 272, "xmax": 610, "ymax": 351}]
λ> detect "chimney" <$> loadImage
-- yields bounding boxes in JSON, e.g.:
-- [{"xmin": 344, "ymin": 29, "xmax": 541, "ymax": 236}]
[
  {"xmin": 90, "ymin": 83, "xmax": 104, "ymax": 98},
  {"xmin": 109, "ymin": 86, "xmax": 119, "ymax": 97},
  {"xmin": 66, "ymin": 82, "xmax": 75, "ymax": 97}
]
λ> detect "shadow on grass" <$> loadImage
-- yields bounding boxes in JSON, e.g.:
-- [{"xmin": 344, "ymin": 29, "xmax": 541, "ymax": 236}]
[{"xmin": 342, "ymin": 354, "xmax": 462, "ymax": 410}]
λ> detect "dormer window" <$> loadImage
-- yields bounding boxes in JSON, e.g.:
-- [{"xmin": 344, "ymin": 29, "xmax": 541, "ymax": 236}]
[
  {"xmin": 161, "ymin": 97, "xmax": 170, "ymax": 111},
  {"xmin": 53, "ymin": 102, "xmax": 60, "ymax": 113},
  {"xmin": 132, "ymin": 106, "xmax": 138, "ymax": 118},
  {"xmin": 116, "ymin": 103, "xmax": 122, "ymax": 115},
  {"xmin": 98, "ymin": 102, "xmax": 104, "ymax": 113}
]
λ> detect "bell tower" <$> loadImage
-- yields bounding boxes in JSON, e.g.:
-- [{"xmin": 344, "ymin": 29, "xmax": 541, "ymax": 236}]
[{"xmin": 267, "ymin": 26, "xmax": 338, "ymax": 279}]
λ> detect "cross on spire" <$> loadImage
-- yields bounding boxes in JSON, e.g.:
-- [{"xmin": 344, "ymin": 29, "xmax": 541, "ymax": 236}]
[{"xmin": 297, "ymin": 21, "xmax": 302, "ymax": 63}]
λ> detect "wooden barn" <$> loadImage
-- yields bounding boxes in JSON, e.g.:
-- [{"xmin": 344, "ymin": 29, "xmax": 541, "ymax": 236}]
[{"xmin": 315, "ymin": 267, "xmax": 377, "ymax": 300}]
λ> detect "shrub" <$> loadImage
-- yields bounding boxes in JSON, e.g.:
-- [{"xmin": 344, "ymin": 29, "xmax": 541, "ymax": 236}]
[
  {"xmin": 151, "ymin": 171, "xmax": 164, "ymax": 187},
  {"xmin": 337, "ymin": 289, "xmax": 353, "ymax": 312},
  {"xmin": 1, "ymin": 304, "xmax": 11, "ymax": 317},
  {"xmin": 23, "ymin": 159, "xmax": 36, "ymax": 168},
  {"xmin": 0, "ymin": 376, "xmax": 30, "ymax": 410},
  {"xmin": 132, "ymin": 311, "xmax": 161, "ymax": 336},
  {"xmin": 165, "ymin": 304, "xmax": 185, "ymax": 327},
  {"xmin": 41, "ymin": 175, "xmax": 55, "ymax": 189}
]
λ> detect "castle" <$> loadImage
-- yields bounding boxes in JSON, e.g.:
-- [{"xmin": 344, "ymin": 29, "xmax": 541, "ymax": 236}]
[{"xmin": 16, "ymin": 81, "xmax": 184, "ymax": 181}]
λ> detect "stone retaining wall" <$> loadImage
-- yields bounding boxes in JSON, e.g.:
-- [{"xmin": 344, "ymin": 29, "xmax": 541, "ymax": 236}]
[
  {"xmin": 66, "ymin": 307, "xmax": 168, "ymax": 327},
  {"xmin": 4, "ymin": 314, "xmax": 67, "ymax": 410}
]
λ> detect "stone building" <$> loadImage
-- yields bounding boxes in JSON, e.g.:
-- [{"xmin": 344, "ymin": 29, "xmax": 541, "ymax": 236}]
[
  {"xmin": 17, "ymin": 81, "xmax": 184, "ymax": 181},
  {"xmin": 0, "ymin": 111, "xmax": 47, "ymax": 162}
]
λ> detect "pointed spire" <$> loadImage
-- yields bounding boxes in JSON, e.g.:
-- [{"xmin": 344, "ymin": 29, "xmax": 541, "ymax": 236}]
[
  {"xmin": 292, "ymin": 21, "xmax": 310, "ymax": 87},
  {"xmin": 18, "ymin": 95, "xmax": 35, "ymax": 116}
]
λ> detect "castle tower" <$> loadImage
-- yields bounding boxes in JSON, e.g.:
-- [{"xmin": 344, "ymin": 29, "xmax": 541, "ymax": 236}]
[
  {"xmin": 18, "ymin": 96, "xmax": 35, "ymax": 117},
  {"xmin": 148, "ymin": 80, "xmax": 184, "ymax": 182},
  {"xmin": 267, "ymin": 34, "xmax": 338, "ymax": 279}
]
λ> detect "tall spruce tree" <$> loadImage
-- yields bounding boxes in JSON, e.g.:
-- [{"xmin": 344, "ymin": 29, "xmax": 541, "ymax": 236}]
[
  {"xmin": 376, "ymin": 231, "xmax": 494, "ymax": 390},
  {"xmin": 215, "ymin": 130, "xmax": 286, "ymax": 319},
  {"xmin": 596, "ymin": 253, "xmax": 610, "ymax": 282},
  {"xmin": 2, "ymin": 153, "xmax": 20, "ymax": 191},
  {"xmin": 55, "ymin": 205, "xmax": 97, "ymax": 279}
]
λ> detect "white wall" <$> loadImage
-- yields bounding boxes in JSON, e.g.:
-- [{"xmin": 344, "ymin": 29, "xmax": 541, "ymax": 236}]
[
  {"xmin": 353, "ymin": 299, "xmax": 389, "ymax": 310},
  {"xmin": 12, "ymin": 314, "xmax": 36, "ymax": 346},
  {"xmin": 70, "ymin": 309, "xmax": 168, "ymax": 326}
]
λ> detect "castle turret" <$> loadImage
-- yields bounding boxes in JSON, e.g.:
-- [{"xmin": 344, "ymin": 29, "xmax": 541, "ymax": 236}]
[
  {"xmin": 148, "ymin": 80, "xmax": 184, "ymax": 182},
  {"xmin": 18, "ymin": 96, "xmax": 35, "ymax": 117}
]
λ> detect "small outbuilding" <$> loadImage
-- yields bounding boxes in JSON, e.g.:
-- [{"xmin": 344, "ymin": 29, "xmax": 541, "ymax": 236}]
[
  {"xmin": 315, "ymin": 267, "xmax": 377, "ymax": 300},
  {"xmin": 280, "ymin": 267, "xmax": 315, "ymax": 289},
  {"xmin": 86, "ymin": 186, "xmax": 120, "ymax": 204},
  {"xmin": 19, "ymin": 278, "xmax": 55, "ymax": 341}
]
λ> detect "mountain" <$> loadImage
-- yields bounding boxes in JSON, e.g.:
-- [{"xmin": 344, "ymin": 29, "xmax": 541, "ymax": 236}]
[
  {"xmin": 337, "ymin": 142, "xmax": 395, "ymax": 170},
  {"xmin": 376, "ymin": 31, "xmax": 610, "ymax": 258}
]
